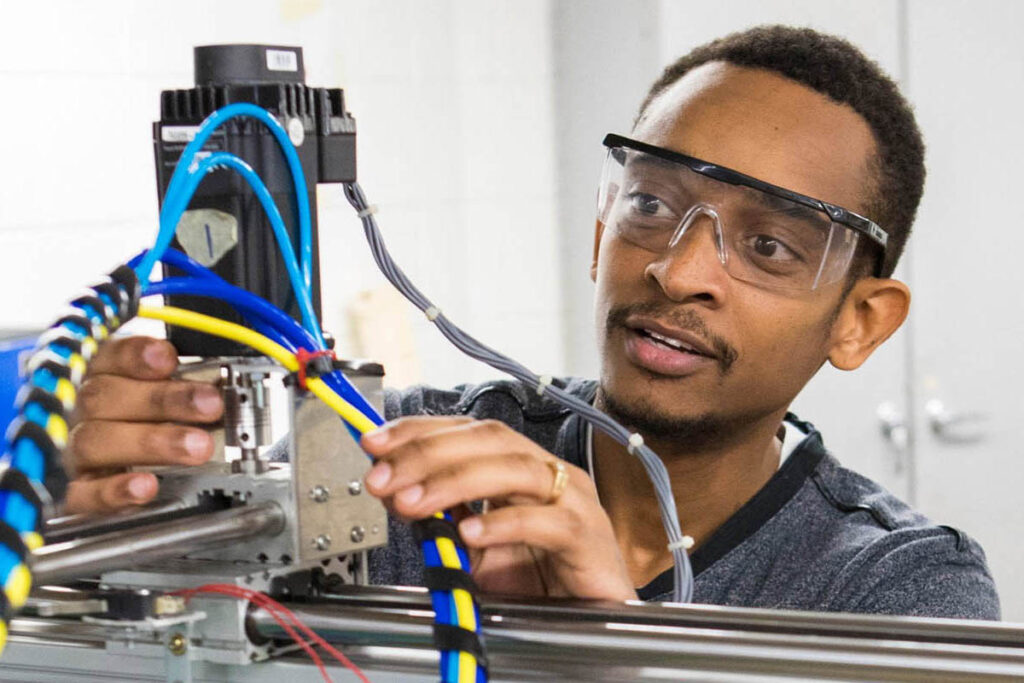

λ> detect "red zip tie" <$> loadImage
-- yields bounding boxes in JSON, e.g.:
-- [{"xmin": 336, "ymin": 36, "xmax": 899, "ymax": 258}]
[{"xmin": 295, "ymin": 347, "xmax": 336, "ymax": 390}]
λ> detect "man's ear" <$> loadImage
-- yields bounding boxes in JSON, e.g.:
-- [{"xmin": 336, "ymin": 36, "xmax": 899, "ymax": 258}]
[
  {"xmin": 828, "ymin": 278, "xmax": 911, "ymax": 370},
  {"xmin": 590, "ymin": 219, "xmax": 604, "ymax": 283}
]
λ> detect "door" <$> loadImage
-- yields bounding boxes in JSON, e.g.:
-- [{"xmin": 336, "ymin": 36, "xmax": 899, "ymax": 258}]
[{"xmin": 904, "ymin": 0, "xmax": 1024, "ymax": 621}]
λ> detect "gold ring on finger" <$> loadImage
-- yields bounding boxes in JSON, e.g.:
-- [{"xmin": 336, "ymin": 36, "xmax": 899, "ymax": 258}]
[{"xmin": 545, "ymin": 459, "xmax": 569, "ymax": 504}]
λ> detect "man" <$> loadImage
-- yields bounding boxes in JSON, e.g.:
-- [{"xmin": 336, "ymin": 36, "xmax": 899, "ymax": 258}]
[{"xmin": 66, "ymin": 26, "xmax": 999, "ymax": 618}]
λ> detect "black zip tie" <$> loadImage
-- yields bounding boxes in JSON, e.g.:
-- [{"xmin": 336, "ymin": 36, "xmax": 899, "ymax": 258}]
[
  {"xmin": 411, "ymin": 517, "xmax": 467, "ymax": 551},
  {"xmin": 423, "ymin": 566, "xmax": 481, "ymax": 595},
  {"xmin": 432, "ymin": 623, "xmax": 489, "ymax": 668}
]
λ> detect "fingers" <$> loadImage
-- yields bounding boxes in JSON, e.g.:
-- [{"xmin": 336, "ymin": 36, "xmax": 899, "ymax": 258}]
[
  {"xmin": 459, "ymin": 504, "xmax": 579, "ymax": 554},
  {"xmin": 377, "ymin": 452, "xmax": 566, "ymax": 520},
  {"xmin": 363, "ymin": 419, "xmax": 517, "ymax": 489},
  {"xmin": 457, "ymin": 505, "xmax": 636, "ymax": 601},
  {"xmin": 363, "ymin": 417, "xmax": 593, "ymax": 520},
  {"xmin": 76, "ymin": 375, "xmax": 223, "ymax": 423},
  {"xmin": 361, "ymin": 415, "xmax": 475, "ymax": 454},
  {"xmin": 68, "ymin": 421, "xmax": 215, "ymax": 471},
  {"xmin": 63, "ymin": 472, "xmax": 160, "ymax": 514},
  {"xmin": 88, "ymin": 336, "xmax": 179, "ymax": 380}
]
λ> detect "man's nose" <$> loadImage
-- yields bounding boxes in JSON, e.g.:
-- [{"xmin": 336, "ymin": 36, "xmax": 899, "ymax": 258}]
[{"xmin": 646, "ymin": 206, "xmax": 730, "ymax": 302}]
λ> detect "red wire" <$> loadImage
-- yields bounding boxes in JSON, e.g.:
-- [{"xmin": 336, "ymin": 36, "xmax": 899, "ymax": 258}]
[
  {"xmin": 172, "ymin": 583, "xmax": 370, "ymax": 683},
  {"xmin": 239, "ymin": 588, "xmax": 368, "ymax": 681},
  {"xmin": 173, "ymin": 584, "xmax": 330, "ymax": 681}
]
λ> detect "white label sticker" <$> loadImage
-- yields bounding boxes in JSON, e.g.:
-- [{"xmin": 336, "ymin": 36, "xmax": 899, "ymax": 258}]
[
  {"xmin": 266, "ymin": 49, "xmax": 298, "ymax": 72},
  {"xmin": 175, "ymin": 209, "xmax": 239, "ymax": 268},
  {"xmin": 162, "ymin": 126, "xmax": 200, "ymax": 143}
]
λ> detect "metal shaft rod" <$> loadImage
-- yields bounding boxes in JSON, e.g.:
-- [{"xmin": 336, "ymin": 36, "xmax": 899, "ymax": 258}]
[
  {"xmin": 31, "ymin": 503, "xmax": 285, "ymax": 584},
  {"xmin": 250, "ymin": 599, "xmax": 1024, "ymax": 682},
  {"xmin": 311, "ymin": 585, "xmax": 1024, "ymax": 648},
  {"xmin": 43, "ymin": 498, "xmax": 191, "ymax": 543}
]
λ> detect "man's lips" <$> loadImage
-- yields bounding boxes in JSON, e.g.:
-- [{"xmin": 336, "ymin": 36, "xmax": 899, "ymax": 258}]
[
  {"xmin": 622, "ymin": 318, "xmax": 719, "ymax": 377},
  {"xmin": 625, "ymin": 316, "xmax": 719, "ymax": 358}
]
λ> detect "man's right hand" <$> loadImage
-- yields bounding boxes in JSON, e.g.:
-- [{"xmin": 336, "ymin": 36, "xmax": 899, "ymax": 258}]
[{"xmin": 64, "ymin": 336, "xmax": 224, "ymax": 514}]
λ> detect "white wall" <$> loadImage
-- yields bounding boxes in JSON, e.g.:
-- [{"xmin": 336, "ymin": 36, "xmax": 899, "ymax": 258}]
[
  {"xmin": 550, "ymin": 0, "xmax": 664, "ymax": 379},
  {"xmin": 0, "ymin": 0, "xmax": 563, "ymax": 389}
]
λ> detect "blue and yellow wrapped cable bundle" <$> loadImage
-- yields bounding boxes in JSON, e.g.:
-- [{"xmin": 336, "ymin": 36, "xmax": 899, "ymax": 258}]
[
  {"xmin": 0, "ymin": 102, "xmax": 488, "ymax": 683},
  {"xmin": 0, "ymin": 266, "xmax": 138, "ymax": 653}
]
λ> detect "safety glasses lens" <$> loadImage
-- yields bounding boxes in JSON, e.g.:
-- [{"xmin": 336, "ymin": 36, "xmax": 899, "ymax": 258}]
[{"xmin": 597, "ymin": 148, "xmax": 859, "ymax": 291}]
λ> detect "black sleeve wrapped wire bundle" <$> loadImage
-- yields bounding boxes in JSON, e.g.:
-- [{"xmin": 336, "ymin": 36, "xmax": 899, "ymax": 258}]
[{"xmin": 413, "ymin": 514, "xmax": 489, "ymax": 681}]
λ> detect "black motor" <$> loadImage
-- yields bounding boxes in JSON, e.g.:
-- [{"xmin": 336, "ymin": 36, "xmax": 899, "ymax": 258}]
[{"xmin": 153, "ymin": 44, "xmax": 356, "ymax": 356}]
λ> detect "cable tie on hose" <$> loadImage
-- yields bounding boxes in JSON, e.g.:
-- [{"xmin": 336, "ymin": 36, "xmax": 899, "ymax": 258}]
[
  {"xmin": 668, "ymin": 536, "xmax": 695, "ymax": 552},
  {"xmin": 423, "ymin": 566, "xmax": 481, "ymax": 595},
  {"xmin": 535, "ymin": 375, "xmax": 553, "ymax": 396},
  {"xmin": 432, "ymin": 623, "xmax": 489, "ymax": 669},
  {"xmin": 294, "ymin": 347, "xmax": 336, "ymax": 391},
  {"xmin": 424, "ymin": 306, "xmax": 442, "ymax": 322},
  {"xmin": 357, "ymin": 204, "xmax": 378, "ymax": 218},
  {"xmin": 627, "ymin": 432, "xmax": 645, "ymax": 455},
  {"xmin": 411, "ymin": 517, "xmax": 466, "ymax": 550}
]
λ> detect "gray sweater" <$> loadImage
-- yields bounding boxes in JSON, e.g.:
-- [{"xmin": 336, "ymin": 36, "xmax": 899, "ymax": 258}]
[{"xmin": 368, "ymin": 378, "xmax": 1000, "ymax": 619}]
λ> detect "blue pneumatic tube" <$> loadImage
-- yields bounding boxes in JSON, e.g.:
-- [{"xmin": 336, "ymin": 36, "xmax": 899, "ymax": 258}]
[{"xmin": 136, "ymin": 103, "xmax": 314, "ymax": 292}]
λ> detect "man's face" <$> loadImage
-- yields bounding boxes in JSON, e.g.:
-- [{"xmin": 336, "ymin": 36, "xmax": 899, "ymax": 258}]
[{"xmin": 593, "ymin": 62, "xmax": 879, "ymax": 442}]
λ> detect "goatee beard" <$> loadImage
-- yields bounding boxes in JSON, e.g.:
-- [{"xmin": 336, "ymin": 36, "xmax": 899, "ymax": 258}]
[{"xmin": 597, "ymin": 384, "xmax": 743, "ymax": 449}]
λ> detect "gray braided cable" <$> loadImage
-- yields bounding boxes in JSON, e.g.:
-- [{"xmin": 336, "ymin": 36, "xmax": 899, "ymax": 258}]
[{"xmin": 344, "ymin": 183, "xmax": 694, "ymax": 602}]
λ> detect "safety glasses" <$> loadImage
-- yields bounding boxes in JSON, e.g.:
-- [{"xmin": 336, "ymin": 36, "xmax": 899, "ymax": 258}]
[{"xmin": 598, "ymin": 134, "xmax": 888, "ymax": 292}]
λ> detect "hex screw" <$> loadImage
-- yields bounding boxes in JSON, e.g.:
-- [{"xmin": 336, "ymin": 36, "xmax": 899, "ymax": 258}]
[
  {"xmin": 350, "ymin": 526, "xmax": 366, "ymax": 543},
  {"xmin": 168, "ymin": 632, "xmax": 187, "ymax": 656},
  {"xmin": 348, "ymin": 480, "xmax": 362, "ymax": 496},
  {"xmin": 313, "ymin": 534, "xmax": 332, "ymax": 550},
  {"xmin": 309, "ymin": 485, "xmax": 330, "ymax": 503}
]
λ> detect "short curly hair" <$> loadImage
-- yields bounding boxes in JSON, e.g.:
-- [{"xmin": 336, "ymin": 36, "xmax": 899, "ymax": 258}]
[{"xmin": 638, "ymin": 25, "xmax": 924, "ymax": 278}]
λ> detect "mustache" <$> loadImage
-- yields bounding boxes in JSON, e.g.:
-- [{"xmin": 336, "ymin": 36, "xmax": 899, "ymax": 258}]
[{"xmin": 606, "ymin": 302, "xmax": 739, "ymax": 374}]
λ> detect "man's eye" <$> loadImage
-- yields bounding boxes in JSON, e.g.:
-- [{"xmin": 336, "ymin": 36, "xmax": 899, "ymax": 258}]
[
  {"xmin": 627, "ymin": 192, "xmax": 671, "ymax": 218},
  {"xmin": 746, "ymin": 234, "xmax": 801, "ymax": 261}
]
